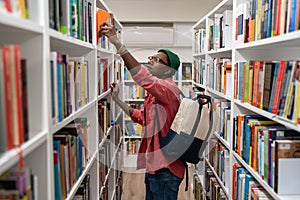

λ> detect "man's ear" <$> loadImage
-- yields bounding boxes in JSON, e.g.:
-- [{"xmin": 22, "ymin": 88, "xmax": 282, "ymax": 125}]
[{"xmin": 163, "ymin": 68, "xmax": 172, "ymax": 77}]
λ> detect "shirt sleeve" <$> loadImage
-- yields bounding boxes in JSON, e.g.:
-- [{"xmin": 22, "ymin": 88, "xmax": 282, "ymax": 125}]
[
  {"xmin": 130, "ymin": 109, "xmax": 144, "ymax": 125},
  {"xmin": 131, "ymin": 65, "xmax": 179, "ymax": 105}
]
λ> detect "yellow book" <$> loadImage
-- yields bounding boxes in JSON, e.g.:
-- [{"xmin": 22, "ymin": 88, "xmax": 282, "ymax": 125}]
[{"xmin": 294, "ymin": 78, "xmax": 300, "ymax": 123}]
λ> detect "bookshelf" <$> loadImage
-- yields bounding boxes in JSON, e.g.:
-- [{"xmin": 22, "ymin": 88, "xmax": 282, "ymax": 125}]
[
  {"xmin": 0, "ymin": 0, "xmax": 124, "ymax": 199},
  {"xmin": 192, "ymin": 0, "xmax": 300, "ymax": 199}
]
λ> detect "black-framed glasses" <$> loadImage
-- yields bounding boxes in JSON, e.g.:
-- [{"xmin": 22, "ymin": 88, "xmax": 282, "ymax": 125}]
[{"xmin": 148, "ymin": 56, "xmax": 168, "ymax": 65}]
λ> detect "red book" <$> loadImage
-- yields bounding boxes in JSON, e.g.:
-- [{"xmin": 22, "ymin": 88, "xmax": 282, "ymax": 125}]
[
  {"xmin": 232, "ymin": 163, "xmax": 240, "ymax": 200},
  {"xmin": 272, "ymin": 61, "xmax": 287, "ymax": 114},
  {"xmin": 2, "ymin": 46, "xmax": 13, "ymax": 150},
  {"xmin": 13, "ymin": 45, "xmax": 24, "ymax": 145}
]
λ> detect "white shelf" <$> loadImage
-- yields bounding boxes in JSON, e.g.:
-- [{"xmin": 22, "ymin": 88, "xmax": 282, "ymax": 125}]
[
  {"xmin": 66, "ymin": 151, "xmax": 97, "ymax": 200},
  {"xmin": 0, "ymin": 131, "xmax": 47, "ymax": 175},
  {"xmin": 207, "ymin": 88, "xmax": 232, "ymax": 101},
  {"xmin": 235, "ymin": 30, "xmax": 300, "ymax": 51},
  {"xmin": 98, "ymin": 90, "xmax": 112, "ymax": 101},
  {"xmin": 49, "ymin": 29, "xmax": 95, "ymax": 56},
  {"xmin": 214, "ymin": 132, "xmax": 230, "ymax": 150},
  {"xmin": 205, "ymin": 158, "xmax": 230, "ymax": 199},
  {"xmin": 234, "ymin": 99, "xmax": 300, "ymax": 132},
  {"xmin": 124, "ymin": 99, "xmax": 144, "ymax": 103},
  {"xmin": 0, "ymin": 0, "xmax": 124, "ymax": 199},
  {"xmin": 233, "ymin": 152, "xmax": 280, "ymax": 200},
  {"xmin": 50, "ymin": 99, "xmax": 96, "ymax": 134},
  {"xmin": 192, "ymin": 0, "xmax": 300, "ymax": 198},
  {"xmin": 0, "ymin": 13, "xmax": 43, "ymax": 35}
]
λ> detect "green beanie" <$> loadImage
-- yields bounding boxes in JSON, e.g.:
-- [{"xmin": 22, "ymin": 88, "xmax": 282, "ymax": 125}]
[{"xmin": 158, "ymin": 49, "xmax": 180, "ymax": 71}]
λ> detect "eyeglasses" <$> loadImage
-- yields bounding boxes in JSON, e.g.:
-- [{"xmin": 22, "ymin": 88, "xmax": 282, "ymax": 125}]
[{"xmin": 148, "ymin": 56, "xmax": 168, "ymax": 65}]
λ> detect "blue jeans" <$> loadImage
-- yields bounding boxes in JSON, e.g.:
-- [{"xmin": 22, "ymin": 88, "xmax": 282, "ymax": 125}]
[{"xmin": 145, "ymin": 169, "xmax": 183, "ymax": 200}]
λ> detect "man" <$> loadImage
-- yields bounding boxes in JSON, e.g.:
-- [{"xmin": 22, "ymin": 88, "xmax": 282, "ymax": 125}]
[{"xmin": 99, "ymin": 14, "xmax": 185, "ymax": 200}]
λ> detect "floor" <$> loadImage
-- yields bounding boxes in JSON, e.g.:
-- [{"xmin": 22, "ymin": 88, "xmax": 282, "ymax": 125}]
[{"xmin": 121, "ymin": 168, "xmax": 191, "ymax": 200}]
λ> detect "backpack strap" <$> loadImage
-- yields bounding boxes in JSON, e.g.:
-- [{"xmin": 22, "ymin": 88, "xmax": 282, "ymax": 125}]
[
  {"xmin": 154, "ymin": 98, "xmax": 190, "ymax": 191},
  {"xmin": 184, "ymin": 162, "xmax": 189, "ymax": 191}
]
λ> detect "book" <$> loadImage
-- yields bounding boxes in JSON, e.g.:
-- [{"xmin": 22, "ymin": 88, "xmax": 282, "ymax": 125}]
[
  {"xmin": 21, "ymin": 59, "xmax": 29, "ymax": 142},
  {"xmin": 262, "ymin": 62, "xmax": 276, "ymax": 111},
  {"xmin": 50, "ymin": 52, "xmax": 59, "ymax": 124},
  {"xmin": 2, "ymin": 46, "xmax": 13, "ymax": 150},
  {"xmin": 53, "ymin": 150, "xmax": 62, "ymax": 200},
  {"xmin": 96, "ymin": 9, "xmax": 110, "ymax": 43},
  {"xmin": 274, "ymin": 140, "xmax": 300, "ymax": 193},
  {"xmin": 0, "ymin": 48, "xmax": 7, "ymax": 152}
]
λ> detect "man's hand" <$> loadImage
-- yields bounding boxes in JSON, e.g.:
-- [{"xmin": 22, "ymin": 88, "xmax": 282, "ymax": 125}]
[
  {"xmin": 110, "ymin": 82, "xmax": 119, "ymax": 100},
  {"xmin": 99, "ymin": 14, "xmax": 119, "ymax": 44}
]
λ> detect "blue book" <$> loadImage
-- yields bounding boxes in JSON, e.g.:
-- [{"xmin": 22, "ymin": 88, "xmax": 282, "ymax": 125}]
[
  {"xmin": 238, "ymin": 62, "xmax": 245, "ymax": 101},
  {"xmin": 244, "ymin": 174, "xmax": 254, "ymax": 199},
  {"xmin": 289, "ymin": 0, "xmax": 297, "ymax": 32},
  {"xmin": 54, "ymin": 151, "xmax": 62, "ymax": 200},
  {"xmin": 57, "ymin": 59, "xmax": 63, "ymax": 122}
]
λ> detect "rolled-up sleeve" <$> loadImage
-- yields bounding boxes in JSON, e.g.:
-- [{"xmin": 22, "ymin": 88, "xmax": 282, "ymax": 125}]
[
  {"xmin": 130, "ymin": 109, "xmax": 144, "ymax": 125},
  {"xmin": 132, "ymin": 65, "xmax": 179, "ymax": 105}
]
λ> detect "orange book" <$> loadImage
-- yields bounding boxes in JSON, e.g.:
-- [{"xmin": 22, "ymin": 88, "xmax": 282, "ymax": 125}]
[
  {"xmin": 96, "ymin": 9, "xmax": 110, "ymax": 43},
  {"xmin": 257, "ymin": 61, "xmax": 265, "ymax": 108},
  {"xmin": 12, "ymin": 45, "xmax": 24, "ymax": 145},
  {"xmin": 251, "ymin": 125, "xmax": 265, "ymax": 171},
  {"xmin": 252, "ymin": 61, "xmax": 260, "ymax": 107},
  {"xmin": 248, "ymin": 19, "xmax": 255, "ymax": 42},
  {"xmin": 237, "ymin": 115, "xmax": 245, "ymax": 156},
  {"xmin": 2, "ymin": 46, "xmax": 13, "ymax": 150}
]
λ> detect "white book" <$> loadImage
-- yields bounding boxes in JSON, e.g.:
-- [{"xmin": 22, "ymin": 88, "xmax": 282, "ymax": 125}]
[{"xmin": 69, "ymin": 56, "xmax": 85, "ymax": 109}]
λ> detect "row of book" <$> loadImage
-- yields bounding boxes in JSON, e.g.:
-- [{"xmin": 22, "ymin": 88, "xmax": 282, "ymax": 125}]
[
  {"xmin": 208, "ymin": 142, "xmax": 231, "ymax": 189},
  {"xmin": 233, "ymin": 114, "xmax": 300, "ymax": 194},
  {"xmin": 124, "ymin": 84, "xmax": 146, "ymax": 100},
  {"xmin": 234, "ymin": 60, "xmax": 300, "ymax": 123},
  {"xmin": 0, "ymin": 45, "xmax": 29, "ymax": 152},
  {"xmin": 50, "ymin": 52, "xmax": 90, "ymax": 124},
  {"xmin": 193, "ymin": 58, "xmax": 206, "ymax": 85},
  {"xmin": 124, "ymin": 138, "xmax": 141, "ymax": 155},
  {"xmin": 74, "ymin": 174, "xmax": 90, "ymax": 200},
  {"xmin": 98, "ymin": 99, "xmax": 111, "ymax": 140},
  {"xmin": 204, "ymin": 166, "xmax": 227, "ymax": 200},
  {"xmin": 193, "ymin": 173, "xmax": 205, "ymax": 200},
  {"xmin": 99, "ymin": 171, "xmax": 123, "ymax": 200},
  {"xmin": 235, "ymin": 0, "xmax": 300, "ymax": 44},
  {"xmin": 182, "ymin": 62, "xmax": 193, "ymax": 80},
  {"xmin": 97, "ymin": 57, "xmax": 122, "ymax": 95},
  {"xmin": 212, "ymin": 99, "xmax": 231, "ymax": 144},
  {"xmin": 207, "ymin": 10, "xmax": 233, "ymax": 51},
  {"xmin": 49, "ymin": 0, "xmax": 93, "ymax": 43},
  {"xmin": 99, "ymin": 135, "xmax": 122, "ymax": 189},
  {"xmin": 207, "ymin": 58, "xmax": 233, "ymax": 97},
  {"xmin": 0, "ymin": 168, "xmax": 38, "ymax": 200},
  {"xmin": 194, "ymin": 29, "xmax": 206, "ymax": 54},
  {"xmin": 53, "ymin": 117, "xmax": 90, "ymax": 200},
  {"xmin": 0, "ymin": 0, "xmax": 28, "ymax": 19},
  {"xmin": 125, "ymin": 121, "xmax": 142, "ymax": 136},
  {"xmin": 232, "ymin": 163, "xmax": 273, "ymax": 200}
]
